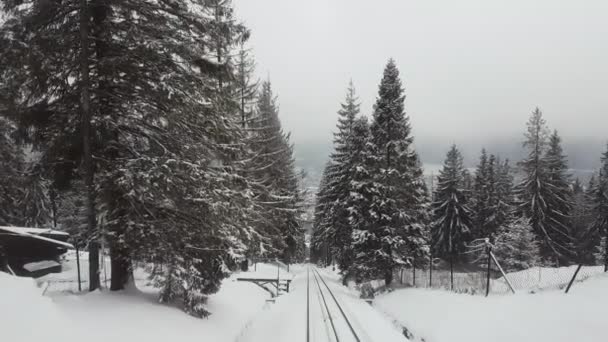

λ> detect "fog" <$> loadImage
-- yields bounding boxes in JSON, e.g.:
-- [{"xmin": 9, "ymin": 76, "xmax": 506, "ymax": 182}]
[{"xmin": 234, "ymin": 0, "xmax": 608, "ymax": 170}]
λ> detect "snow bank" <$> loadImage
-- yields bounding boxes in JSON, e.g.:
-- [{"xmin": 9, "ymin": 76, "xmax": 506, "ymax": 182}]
[
  {"xmin": 0, "ymin": 272, "xmax": 74, "ymax": 342},
  {"xmin": 375, "ymin": 273, "xmax": 608, "ymax": 342},
  {"xmin": 2, "ymin": 261, "xmax": 285, "ymax": 342}
]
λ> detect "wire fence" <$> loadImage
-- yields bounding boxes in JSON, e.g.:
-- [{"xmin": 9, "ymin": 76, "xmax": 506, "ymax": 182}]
[{"xmin": 395, "ymin": 253, "xmax": 607, "ymax": 296}]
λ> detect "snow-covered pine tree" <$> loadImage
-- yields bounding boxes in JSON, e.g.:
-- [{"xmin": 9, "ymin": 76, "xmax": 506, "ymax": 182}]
[
  {"xmin": 312, "ymin": 162, "xmax": 333, "ymax": 265},
  {"xmin": 0, "ymin": 117, "xmax": 23, "ymax": 226},
  {"xmin": 493, "ymin": 218, "xmax": 540, "ymax": 271},
  {"xmin": 344, "ymin": 117, "xmax": 379, "ymax": 281},
  {"xmin": 542, "ymin": 130, "xmax": 575, "ymax": 262},
  {"xmin": 333, "ymin": 114, "xmax": 370, "ymax": 279},
  {"xmin": 431, "ymin": 144, "xmax": 473, "ymax": 262},
  {"xmin": 495, "ymin": 157, "xmax": 515, "ymax": 231},
  {"xmin": 247, "ymin": 80, "xmax": 304, "ymax": 264},
  {"xmin": 320, "ymin": 82, "xmax": 361, "ymax": 274},
  {"xmin": 1, "ymin": 0, "xmax": 259, "ymax": 316},
  {"xmin": 355, "ymin": 59, "xmax": 428, "ymax": 285},
  {"xmin": 471, "ymin": 149, "xmax": 491, "ymax": 239},
  {"xmin": 571, "ymin": 178, "xmax": 595, "ymax": 264},
  {"xmin": 591, "ymin": 145, "xmax": 608, "ymax": 268},
  {"xmin": 234, "ymin": 43, "xmax": 259, "ymax": 128},
  {"xmin": 515, "ymin": 108, "xmax": 571, "ymax": 265},
  {"xmin": 20, "ymin": 163, "xmax": 52, "ymax": 228}
]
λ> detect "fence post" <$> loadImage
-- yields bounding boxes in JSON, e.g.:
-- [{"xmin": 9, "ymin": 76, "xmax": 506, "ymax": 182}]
[
  {"xmin": 565, "ymin": 264, "xmax": 583, "ymax": 294},
  {"xmin": 75, "ymin": 244, "xmax": 82, "ymax": 292},
  {"xmin": 429, "ymin": 254, "xmax": 433, "ymax": 288},
  {"xmin": 413, "ymin": 265, "xmax": 416, "ymax": 287},
  {"xmin": 604, "ymin": 227, "xmax": 608, "ymax": 272},
  {"xmin": 485, "ymin": 244, "xmax": 491, "ymax": 297},
  {"xmin": 450, "ymin": 255, "xmax": 454, "ymax": 291}
]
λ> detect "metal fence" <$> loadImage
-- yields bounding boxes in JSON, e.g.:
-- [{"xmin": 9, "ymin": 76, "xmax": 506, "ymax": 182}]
[{"xmin": 395, "ymin": 256, "xmax": 607, "ymax": 296}]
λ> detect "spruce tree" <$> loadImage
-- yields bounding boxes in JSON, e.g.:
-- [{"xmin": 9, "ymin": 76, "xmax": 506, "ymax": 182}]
[
  {"xmin": 247, "ymin": 81, "xmax": 303, "ymax": 263},
  {"xmin": 353, "ymin": 59, "xmax": 428, "ymax": 285},
  {"xmin": 515, "ymin": 108, "xmax": 572, "ymax": 264},
  {"xmin": 0, "ymin": 117, "xmax": 23, "ymax": 226},
  {"xmin": 312, "ymin": 162, "xmax": 333, "ymax": 264},
  {"xmin": 322, "ymin": 82, "xmax": 361, "ymax": 273},
  {"xmin": 431, "ymin": 145, "xmax": 473, "ymax": 262},
  {"xmin": 571, "ymin": 178, "xmax": 595, "ymax": 264},
  {"xmin": 471, "ymin": 149, "xmax": 491, "ymax": 239},
  {"xmin": 591, "ymin": 145, "xmax": 608, "ymax": 268},
  {"xmin": 1, "ymin": 0, "xmax": 260, "ymax": 316},
  {"xmin": 495, "ymin": 157, "xmax": 515, "ymax": 231},
  {"xmin": 20, "ymin": 163, "xmax": 52, "ymax": 228},
  {"xmin": 542, "ymin": 130, "xmax": 575, "ymax": 261},
  {"xmin": 493, "ymin": 218, "xmax": 540, "ymax": 271}
]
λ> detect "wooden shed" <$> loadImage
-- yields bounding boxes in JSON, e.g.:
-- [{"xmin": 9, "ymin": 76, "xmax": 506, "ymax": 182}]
[{"xmin": 0, "ymin": 226, "xmax": 73, "ymax": 278}]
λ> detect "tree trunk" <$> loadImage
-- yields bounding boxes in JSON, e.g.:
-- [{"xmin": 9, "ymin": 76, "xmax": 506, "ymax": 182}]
[
  {"xmin": 110, "ymin": 245, "xmax": 132, "ymax": 290},
  {"xmin": 384, "ymin": 267, "xmax": 393, "ymax": 286},
  {"xmin": 79, "ymin": 0, "xmax": 100, "ymax": 292}
]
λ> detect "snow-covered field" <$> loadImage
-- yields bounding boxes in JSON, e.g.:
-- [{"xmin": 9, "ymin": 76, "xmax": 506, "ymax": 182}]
[{"xmin": 375, "ymin": 272, "xmax": 608, "ymax": 342}]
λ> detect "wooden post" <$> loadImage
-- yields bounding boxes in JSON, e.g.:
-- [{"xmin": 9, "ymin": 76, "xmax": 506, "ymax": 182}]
[
  {"xmin": 490, "ymin": 251, "xmax": 516, "ymax": 294},
  {"xmin": 76, "ymin": 244, "xmax": 82, "ymax": 292},
  {"xmin": 565, "ymin": 264, "xmax": 583, "ymax": 294},
  {"xmin": 485, "ymin": 246, "xmax": 491, "ymax": 297},
  {"xmin": 450, "ymin": 254, "xmax": 454, "ymax": 291},
  {"xmin": 604, "ymin": 226, "xmax": 608, "ymax": 272},
  {"xmin": 276, "ymin": 262, "xmax": 280, "ymax": 297},
  {"xmin": 429, "ymin": 253, "xmax": 433, "ymax": 288},
  {"xmin": 413, "ymin": 265, "xmax": 416, "ymax": 287}
]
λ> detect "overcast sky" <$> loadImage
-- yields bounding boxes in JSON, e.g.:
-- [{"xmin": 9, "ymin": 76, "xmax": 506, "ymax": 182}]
[{"xmin": 234, "ymin": 0, "xmax": 608, "ymax": 163}]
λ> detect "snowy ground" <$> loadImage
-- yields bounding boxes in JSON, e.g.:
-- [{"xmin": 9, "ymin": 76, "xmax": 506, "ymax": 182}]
[
  {"xmin": 7, "ymin": 255, "xmax": 604, "ymax": 342},
  {"xmin": 238, "ymin": 266, "xmax": 407, "ymax": 342},
  {"xmin": 2, "ymin": 259, "xmax": 289, "ymax": 342},
  {"xmin": 492, "ymin": 265, "xmax": 605, "ymax": 293},
  {"xmin": 2, "ymin": 261, "xmax": 411, "ymax": 342},
  {"xmin": 375, "ymin": 272, "xmax": 608, "ymax": 342}
]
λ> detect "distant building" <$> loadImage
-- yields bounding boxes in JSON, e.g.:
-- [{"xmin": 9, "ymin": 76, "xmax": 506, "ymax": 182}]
[{"xmin": 0, "ymin": 226, "xmax": 72, "ymax": 278}]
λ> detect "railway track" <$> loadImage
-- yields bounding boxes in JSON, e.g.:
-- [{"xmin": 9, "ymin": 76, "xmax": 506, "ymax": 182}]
[{"xmin": 307, "ymin": 266, "xmax": 361, "ymax": 342}]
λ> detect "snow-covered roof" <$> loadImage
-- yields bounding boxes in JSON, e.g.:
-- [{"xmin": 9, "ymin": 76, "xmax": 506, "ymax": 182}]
[
  {"xmin": 0, "ymin": 226, "xmax": 69, "ymax": 236},
  {"xmin": 0, "ymin": 226, "xmax": 73, "ymax": 249},
  {"xmin": 23, "ymin": 260, "xmax": 61, "ymax": 272}
]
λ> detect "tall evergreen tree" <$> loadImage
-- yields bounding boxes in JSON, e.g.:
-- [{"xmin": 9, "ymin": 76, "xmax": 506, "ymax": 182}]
[
  {"xmin": 471, "ymin": 149, "xmax": 491, "ymax": 239},
  {"xmin": 591, "ymin": 145, "xmax": 608, "ymax": 268},
  {"xmin": 431, "ymin": 145, "xmax": 473, "ymax": 262},
  {"xmin": 351, "ymin": 59, "xmax": 428, "ymax": 285},
  {"xmin": 312, "ymin": 162, "xmax": 333, "ymax": 265},
  {"xmin": 571, "ymin": 178, "xmax": 595, "ymax": 264},
  {"xmin": 1, "ymin": 0, "xmax": 260, "ymax": 316},
  {"xmin": 322, "ymin": 82, "xmax": 361, "ymax": 272},
  {"xmin": 515, "ymin": 108, "xmax": 571, "ymax": 264},
  {"xmin": 542, "ymin": 130, "xmax": 574, "ymax": 261},
  {"xmin": 247, "ymin": 81, "xmax": 303, "ymax": 263},
  {"xmin": 20, "ymin": 162, "xmax": 52, "ymax": 227},
  {"xmin": 0, "ymin": 117, "xmax": 23, "ymax": 226}
]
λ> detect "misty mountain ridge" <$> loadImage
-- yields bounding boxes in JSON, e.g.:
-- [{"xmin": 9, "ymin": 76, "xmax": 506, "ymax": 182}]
[{"xmin": 296, "ymin": 136, "xmax": 605, "ymax": 186}]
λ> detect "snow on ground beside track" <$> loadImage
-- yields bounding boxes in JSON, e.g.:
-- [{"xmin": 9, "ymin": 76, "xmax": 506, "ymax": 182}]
[
  {"xmin": 492, "ymin": 265, "xmax": 605, "ymax": 293},
  {"xmin": 314, "ymin": 267, "xmax": 409, "ymax": 342},
  {"xmin": 1, "ymin": 261, "xmax": 293, "ymax": 342},
  {"xmin": 375, "ymin": 272, "xmax": 608, "ymax": 342}
]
